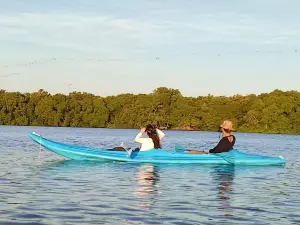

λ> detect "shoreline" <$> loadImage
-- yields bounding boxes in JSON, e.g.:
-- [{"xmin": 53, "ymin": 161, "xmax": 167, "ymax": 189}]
[
  {"xmin": 1, "ymin": 88, "xmax": 299, "ymax": 135},
  {"xmin": 1, "ymin": 125, "xmax": 299, "ymax": 135}
]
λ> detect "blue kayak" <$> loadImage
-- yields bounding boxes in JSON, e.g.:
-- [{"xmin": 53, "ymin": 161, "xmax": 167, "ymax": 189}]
[{"xmin": 28, "ymin": 132, "xmax": 286, "ymax": 165}]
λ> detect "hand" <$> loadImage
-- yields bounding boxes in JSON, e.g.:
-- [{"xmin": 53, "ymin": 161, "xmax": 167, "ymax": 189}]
[{"xmin": 140, "ymin": 127, "xmax": 146, "ymax": 133}]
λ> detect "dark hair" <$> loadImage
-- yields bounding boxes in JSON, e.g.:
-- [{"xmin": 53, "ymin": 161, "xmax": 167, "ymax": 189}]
[{"xmin": 145, "ymin": 124, "xmax": 161, "ymax": 149}]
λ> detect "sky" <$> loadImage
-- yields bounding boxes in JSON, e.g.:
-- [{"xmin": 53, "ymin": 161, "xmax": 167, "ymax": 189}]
[{"xmin": 0, "ymin": 0, "xmax": 299, "ymax": 97}]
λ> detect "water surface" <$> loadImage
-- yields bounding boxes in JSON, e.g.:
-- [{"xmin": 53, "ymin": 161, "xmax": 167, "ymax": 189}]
[{"xmin": 1, "ymin": 126, "xmax": 300, "ymax": 224}]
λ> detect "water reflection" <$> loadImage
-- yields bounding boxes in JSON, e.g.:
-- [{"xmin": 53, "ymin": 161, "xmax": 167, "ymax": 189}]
[
  {"xmin": 210, "ymin": 165, "xmax": 235, "ymax": 217},
  {"xmin": 135, "ymin": 164, "xmax": 160, "ymax": 196},
  {"xmin": 134, "ymin": 164, "xmax": 160, "ymax": 208}
]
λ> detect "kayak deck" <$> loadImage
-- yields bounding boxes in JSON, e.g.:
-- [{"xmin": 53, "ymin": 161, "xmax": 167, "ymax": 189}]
[{"xmin": 28, "ymin": 132, "xmax": 286, "ymax": 165}]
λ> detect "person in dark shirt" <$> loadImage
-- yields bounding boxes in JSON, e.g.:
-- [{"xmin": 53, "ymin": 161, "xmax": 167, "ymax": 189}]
[{"xmin": 186, "ymin": 120, "xmax": 235, "ymax": 154}]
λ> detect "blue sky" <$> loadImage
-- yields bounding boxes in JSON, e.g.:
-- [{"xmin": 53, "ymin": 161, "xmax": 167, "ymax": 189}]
[{"xmin": 0, "ymin": 0, "xmax": 299, "ymax": 97}]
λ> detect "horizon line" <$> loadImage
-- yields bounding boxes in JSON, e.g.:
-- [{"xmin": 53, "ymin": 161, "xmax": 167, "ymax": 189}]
[{"xmin": 1, "ymin": 87, "xmax": 299, "ymax": 98}]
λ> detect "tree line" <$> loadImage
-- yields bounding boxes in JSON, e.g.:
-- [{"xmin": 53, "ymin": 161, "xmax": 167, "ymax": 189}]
[{"xmin": 0, "ymin": 87, "xmax": 299, "ymax": 134}]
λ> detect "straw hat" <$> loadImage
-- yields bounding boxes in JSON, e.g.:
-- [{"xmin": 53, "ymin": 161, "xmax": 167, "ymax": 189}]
[{"xmin": 220, "ymin": 120, "xmax": 234, "ymax": 131}]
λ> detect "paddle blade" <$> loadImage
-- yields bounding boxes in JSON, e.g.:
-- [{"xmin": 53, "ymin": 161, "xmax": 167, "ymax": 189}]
[
  {"xmin": 218, "ymin": 151, "xmax": 235, "ymax": 164},
  {"xmin": 175, "ymin": 144, "xmax": 186, "ymax": 152},
  {"xmin": 126, "ymin": 148, "xmax": 133, "ymax": 158}
]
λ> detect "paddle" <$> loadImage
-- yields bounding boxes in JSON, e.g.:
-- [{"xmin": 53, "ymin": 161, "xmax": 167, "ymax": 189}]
[
  {"xmin": 175, "ymin": 144, "xmax": 186, "ymax": 152},
  {"xmin": 126, "ymin": 148, "xmax": 133, "ymax": 158},
  {"xmin": 218, "ymin": 151, "xmax": 235, "ymax": 164},
  {"xmin": 118, "ymin": 142, "xmax": 133, "ymax": 158}
]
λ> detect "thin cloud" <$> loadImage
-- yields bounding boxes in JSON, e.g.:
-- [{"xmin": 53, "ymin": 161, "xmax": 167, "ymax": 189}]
[
  {"xmin": 1, "ymin": 10, "xmax": 299, "ymax": 53},
  {"xmin": 0, "ymin": 1, "xmax": 299, "ymax": 97},
  {"xmin": 0, "ymin": 12, "xmax": 157, "ymax": 52}
]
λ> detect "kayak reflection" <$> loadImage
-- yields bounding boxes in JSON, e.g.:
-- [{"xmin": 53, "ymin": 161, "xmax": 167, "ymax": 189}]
[{"xmin": 210, "ymin": 165, "xmax": 235, "ymax": 217}]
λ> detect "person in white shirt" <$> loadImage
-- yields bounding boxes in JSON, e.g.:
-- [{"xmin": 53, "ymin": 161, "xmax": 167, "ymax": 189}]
[{"xmin": 135, "ymin": 124, "xmax": 165, "ymax": 151}]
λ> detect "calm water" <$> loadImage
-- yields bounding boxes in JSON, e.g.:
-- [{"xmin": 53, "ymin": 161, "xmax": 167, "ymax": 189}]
[{"xmin": 1, "ymin": 126, "xmax": 300, "ymax": 225}]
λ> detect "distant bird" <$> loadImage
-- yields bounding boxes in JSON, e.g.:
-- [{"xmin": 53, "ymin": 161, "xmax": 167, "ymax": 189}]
[
  {"xmin": 0, "ymin": 72, "xmax": 20, "ymax": 78},
  {"xmin": 156, "ymin": 57, "xmax": 160, "ymax": 60}
]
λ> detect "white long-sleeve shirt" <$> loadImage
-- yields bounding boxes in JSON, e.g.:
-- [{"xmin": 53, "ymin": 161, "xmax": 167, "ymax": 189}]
[{"xmin": 134, "ymin": 129, "xmax": 165, "ymax": 151}]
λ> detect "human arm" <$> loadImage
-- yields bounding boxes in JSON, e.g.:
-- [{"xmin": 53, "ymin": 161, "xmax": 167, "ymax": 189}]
[
  {"xmin": 135, "ymin": 128, "xmax": 148, "ymax": 144},
  {"xmin": 156, "ymin": 128, "xmax": 165, "ymax": 140}
]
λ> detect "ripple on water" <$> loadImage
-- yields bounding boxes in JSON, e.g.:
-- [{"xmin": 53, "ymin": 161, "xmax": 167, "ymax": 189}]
[{"xmin": 1, "ymin": 127, "xmax": 300, "ymax": 224}]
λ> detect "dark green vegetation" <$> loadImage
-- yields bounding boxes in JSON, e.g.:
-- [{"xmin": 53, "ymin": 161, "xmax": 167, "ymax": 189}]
[{"xmin": 0, "ymin": 87, "xmax": 299, "ymax": 134}]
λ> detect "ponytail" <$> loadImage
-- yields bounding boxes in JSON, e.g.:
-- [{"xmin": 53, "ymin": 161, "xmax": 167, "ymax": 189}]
[
  {"xmin": 149, "ymin": 134, "xmax": 161, "ymax": 149},
  {"xmin": 146, "ymin": 124, "xmax": 161, "ymax": 149}
]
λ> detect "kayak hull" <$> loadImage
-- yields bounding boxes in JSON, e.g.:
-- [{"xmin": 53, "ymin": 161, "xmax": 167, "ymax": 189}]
[{"xmin": 28, "ymin": 133, "xmax": 286, "ymax": 165}]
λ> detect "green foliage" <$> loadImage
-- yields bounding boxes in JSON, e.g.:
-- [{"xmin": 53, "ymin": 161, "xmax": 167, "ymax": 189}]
[{"xmin": 0, "ymin": 87, "xmax": 299, "ymax": 134}]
